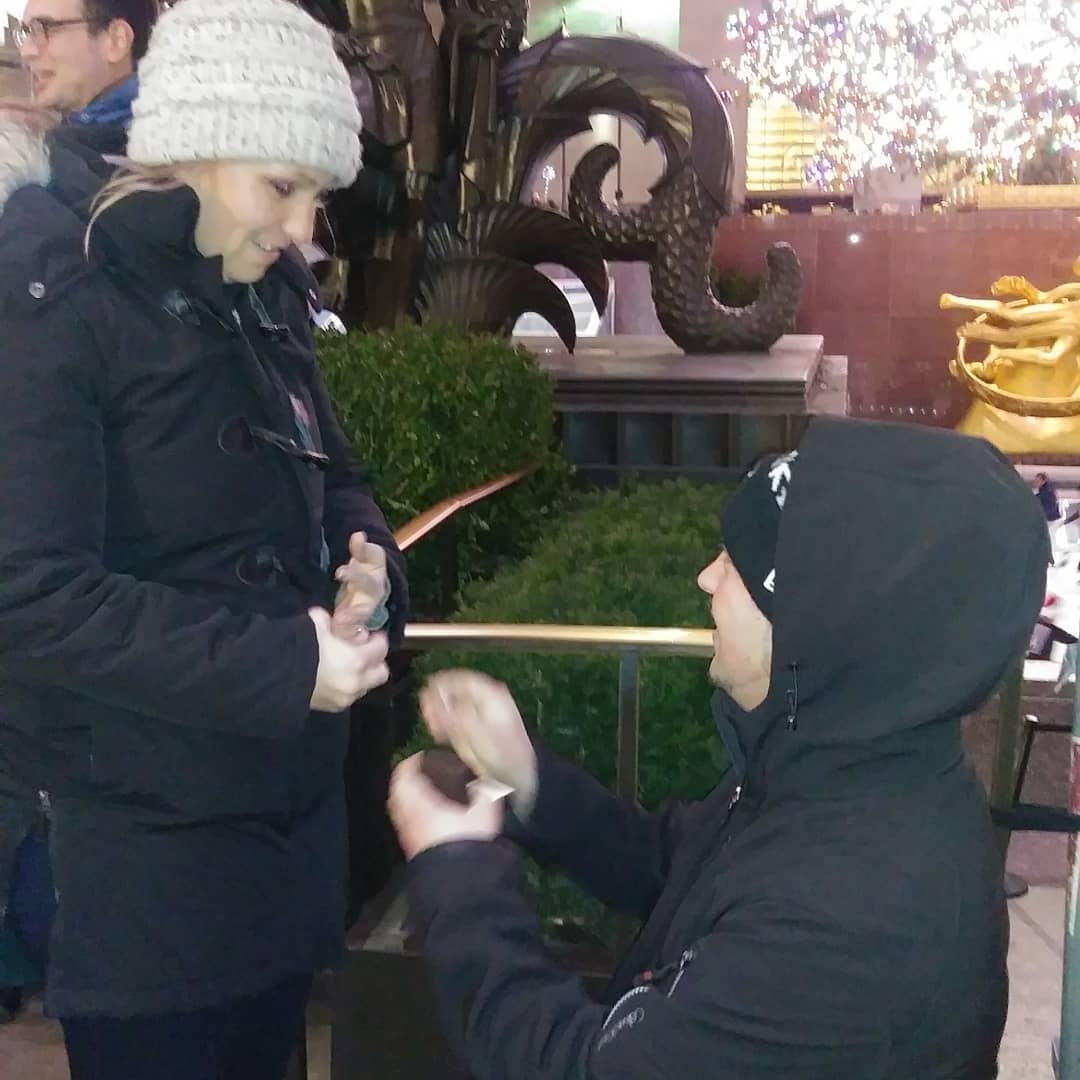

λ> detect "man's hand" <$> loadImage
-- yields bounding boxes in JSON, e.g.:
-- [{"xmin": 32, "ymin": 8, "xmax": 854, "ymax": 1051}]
[
  {"xmin": 331, "ymin": 531, "xmax": 388, "ymax": 639},
  {"xmin": 420, "ymin": 670, "xmax": 538, "ymax": 820},
  {"xmin": 388, "ymin": 753, "xmax": 502, "ymax": 859},
  {"xmin": 308, "ymin": 607, "xmax": 390, "ymax": 712}
]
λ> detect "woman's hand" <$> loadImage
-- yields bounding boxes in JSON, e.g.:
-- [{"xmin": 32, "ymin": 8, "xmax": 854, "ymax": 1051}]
[
  {"xmin": 308, "ymin": 607, "xmax": 389, "ymax": 712},
  {"xmin": 331, "ymin": 531, "xmax": 388, "ymax": 638}
]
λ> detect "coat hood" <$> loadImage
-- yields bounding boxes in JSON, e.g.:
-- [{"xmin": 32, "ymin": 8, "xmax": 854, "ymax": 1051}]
[
  {"xmin": 0, "ymin": 112, "xmax": 119, "ymax": 317},
  {"xmin": 717, "ymin": 416, "xmax": 1049, "ymax": 801},
  {"xmin": 0, "ymin": 111, "xmax": 317, "ymax": 315},
  {"xmin": 0, "ymin": 113, "xmax": 51, "ymax": 216}
]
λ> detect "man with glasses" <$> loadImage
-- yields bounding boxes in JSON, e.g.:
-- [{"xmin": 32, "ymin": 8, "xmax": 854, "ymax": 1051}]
[{"xmin": 15, "ymin": 0, "xmax": 158, "ymax": 152}]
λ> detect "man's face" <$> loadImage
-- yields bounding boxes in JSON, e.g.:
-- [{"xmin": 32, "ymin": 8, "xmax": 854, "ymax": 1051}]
[
  {"xmin": 697, "ymin": 550, "xmax": 773, "ymax": 710},
  {"xmin": 19, "ymin": 0, "xmax": 128, "ymax": 113}
]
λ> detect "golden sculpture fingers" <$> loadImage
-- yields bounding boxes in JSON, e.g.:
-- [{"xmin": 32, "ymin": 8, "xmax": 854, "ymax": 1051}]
[
  {"xmin": 958, "ymin": 315, "xmax": 1080, "ymax": 345},
  {"xmin": 942, "ymin": 255, "xmax": 1080, "ymax": 432},
  {"xmin": 987, "ymin": 337, "xmax": 1080, "ymax": 368},
  {"xmin": 989, "ymin": 276, "xmax": 1046, "ymax": 303}
]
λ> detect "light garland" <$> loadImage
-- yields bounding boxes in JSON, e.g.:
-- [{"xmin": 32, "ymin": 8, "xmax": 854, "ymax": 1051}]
[{"xmin": 723, "ymin": 0, "xmax": 1080, "ymax": 187}]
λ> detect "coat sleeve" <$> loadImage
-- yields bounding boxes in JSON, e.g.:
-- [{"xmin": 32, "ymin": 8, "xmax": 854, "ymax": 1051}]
[
  {"xmin": 504, "ymin": 745, "xmax": 705, "ymax": 919},
  {"xmin": 407, "ymin": 842, "xmax": 888, "ymax": 1080},
  {"xmin": 306, "ymin": 361, "xmax": 409, "ymax": 644},
  {"xmin": 0, "ymin": 299, "xmax": 319, "ymax": 739}
]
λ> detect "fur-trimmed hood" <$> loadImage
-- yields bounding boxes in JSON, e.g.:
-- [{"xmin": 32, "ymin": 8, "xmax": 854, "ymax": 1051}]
[
  {"xmin": 0, "ymin": 113, "xmax": 52, "ymax": 218},
  {"xmin": 0, "ymin": 110, "xmax": 319, "ymax": 318},
  {"xmin": 0, "ymin": 113, "xmax": 122, "ymax": 316}
]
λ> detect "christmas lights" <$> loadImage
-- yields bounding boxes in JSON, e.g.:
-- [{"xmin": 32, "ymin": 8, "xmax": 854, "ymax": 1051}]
[{"xmin": 723, "ymin": 0, "xmax": 1080, "ymax": 186}]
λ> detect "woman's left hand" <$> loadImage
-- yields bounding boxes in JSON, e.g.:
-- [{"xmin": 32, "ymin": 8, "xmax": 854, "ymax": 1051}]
[
  {"xmin": 388, "ymin": 753, "xmax": 503, "ymax": 860},
  {"xmin": 331, "ymin": 531, "xmax": 387, "ymax": 639}
]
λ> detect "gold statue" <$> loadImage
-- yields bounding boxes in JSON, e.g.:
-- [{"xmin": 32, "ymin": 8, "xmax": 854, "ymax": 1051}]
[{"xmin": 940, "ymin": 257, "xmax": 1080, "ymax": 454}]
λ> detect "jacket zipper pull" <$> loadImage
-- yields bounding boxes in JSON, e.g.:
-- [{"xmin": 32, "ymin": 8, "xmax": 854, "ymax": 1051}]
[{"xmin": 727, "ymin": 784, "xmax": 742, "ymax": 813}]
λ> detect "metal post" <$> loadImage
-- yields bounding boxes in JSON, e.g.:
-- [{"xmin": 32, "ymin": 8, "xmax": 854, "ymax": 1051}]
[
  {"xmin": 437, "ymin": 520, "xmax": 459, "ymax": 619},
  {"xmin": 616, "ymin": 649, "xmax": 640, "ymax": 805},
  {"xmin": 989, "ymin": 659, "xmax": 1026, "ymax": 897},
  {"xmin": 615, "ymin": 649, "xmax": 642, "ymax": 958},
  {"xmin": 1059, "ymin": 645, "xmax": 1080, "ymax": 1079}
]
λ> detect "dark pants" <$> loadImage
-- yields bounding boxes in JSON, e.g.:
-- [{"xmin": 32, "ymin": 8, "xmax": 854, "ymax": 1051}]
[
  {"xmin": 60, "ymin": 975, "xmax": 311, "ymax": 1080},
  {"xmin": 7, "ymin": 827, "xmax": 55, "ymax": 970}
]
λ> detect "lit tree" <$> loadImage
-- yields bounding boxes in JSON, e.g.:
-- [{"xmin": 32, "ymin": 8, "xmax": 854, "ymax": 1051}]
[{"xmin": 723, "ymin": 0, "xmax": 1080, "ymax": 187}]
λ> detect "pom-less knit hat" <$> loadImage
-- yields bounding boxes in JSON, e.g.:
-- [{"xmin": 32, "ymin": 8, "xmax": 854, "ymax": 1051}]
[
  {"xmin": 720, "ymin": 450, "xmax": 798, "ymax": 621},
  {"xmin": 127, "ymin": 0, "xmax": 362, "ymax": 190}
]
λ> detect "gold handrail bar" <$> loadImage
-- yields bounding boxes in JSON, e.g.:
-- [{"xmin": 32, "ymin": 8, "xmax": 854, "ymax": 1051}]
[
  {"xmin": 393, "ymin": 468, "xmax": 534, "ymax": 553},
  {"xmin": 401, "ymin": 621, "xmax": 715, "ymax": 807},
  {"xmin": 402, "ymin": 622, "xmax": 713, "ymax": 658}
]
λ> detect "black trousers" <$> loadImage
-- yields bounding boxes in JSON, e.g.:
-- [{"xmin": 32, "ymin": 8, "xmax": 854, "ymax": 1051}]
[{"xmin": 60, "ymin": 975, "xmax": 311, "ymax": 1080}]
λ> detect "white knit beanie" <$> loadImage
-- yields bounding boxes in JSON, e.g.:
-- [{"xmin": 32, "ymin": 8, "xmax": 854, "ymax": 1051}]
[{"xmin": 128, "ymin": 0, "xmax": 362, "ymax": 189}]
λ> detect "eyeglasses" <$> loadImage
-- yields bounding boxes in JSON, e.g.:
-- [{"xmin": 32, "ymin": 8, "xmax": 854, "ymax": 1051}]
[{"xmin": 13, "ymin": 17, "xmax": 106, "ymax": 49}]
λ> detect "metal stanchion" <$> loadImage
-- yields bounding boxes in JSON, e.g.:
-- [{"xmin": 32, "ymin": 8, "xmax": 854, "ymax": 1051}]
[
  {"xmin": 990, "ymin": 660, "xmax": 1028, "ymax": 898},
  {"xmin": 1057, "ymin": 646, "xmax": 1080, "ymax": 1078}
]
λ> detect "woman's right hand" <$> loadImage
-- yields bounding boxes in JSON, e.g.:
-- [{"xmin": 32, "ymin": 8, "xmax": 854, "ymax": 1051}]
[
  {"xmin": 307, "ymin": 607, "xmax": 390, "ymax": 713},
  {"xmin": 419, "ymin": 670, "xmax": 538, "ymax": 820}
]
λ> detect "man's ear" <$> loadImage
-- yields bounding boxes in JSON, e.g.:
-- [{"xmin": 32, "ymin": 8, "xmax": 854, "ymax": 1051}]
[{"xmin": 102, "ymin": 19, "xmax": 136, "ymax": 67}]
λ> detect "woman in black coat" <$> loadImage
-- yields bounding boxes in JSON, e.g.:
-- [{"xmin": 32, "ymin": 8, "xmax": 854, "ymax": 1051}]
[{"xmin": 0, "ymin": 1, "xmax": 406, "ymax": 1076}]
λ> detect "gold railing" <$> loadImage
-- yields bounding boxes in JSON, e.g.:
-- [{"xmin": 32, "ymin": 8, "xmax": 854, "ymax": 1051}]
[
  {"xmin": 393, "ymin": 475, "xmax": 715, "ymax": 802},
  {"xmin": 402, "ymin": 623, "xmax": 713, "ymax": 803}
]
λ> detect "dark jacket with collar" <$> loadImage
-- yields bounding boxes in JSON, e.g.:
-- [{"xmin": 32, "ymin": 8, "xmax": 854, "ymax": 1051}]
[
  {"xmin": 0, "ymin": 101, "xmax": 126, "ymax": 913},
  {"xmin": 0, "ymin": 113, "xmax": 407, "ymax": 1016},
  {"xmin": 405, "ymin": 416, "xmax": 1048, "ymax": 1079}
]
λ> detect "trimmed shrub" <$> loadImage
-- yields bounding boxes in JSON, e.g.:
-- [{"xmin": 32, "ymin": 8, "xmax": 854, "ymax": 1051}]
[
  {"xmin": 318, "ymin": 323, "xmax": 573, "ymax": 616},
  {"xmin": 412, "ymin": 480, "xmax": 735, "ymax": 944}
]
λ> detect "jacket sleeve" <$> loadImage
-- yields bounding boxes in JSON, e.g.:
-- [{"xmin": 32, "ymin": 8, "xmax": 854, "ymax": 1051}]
[
  {"xmin": 407, "ymin": 842, "xmax": 887, "ymax": 1080},
  {"xmin": 504, "ymin": 744, "xmax": 704, "ymax": 919},
  {"xmin": 0, "ymin": 300, "xmax": 318, "ymax": 739},
  {"xmin": 306, "ymin": 362, "xmax": 409, "ymax": 644}
]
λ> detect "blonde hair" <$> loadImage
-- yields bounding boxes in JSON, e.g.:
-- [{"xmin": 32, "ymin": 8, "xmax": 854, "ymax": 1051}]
[{"xmin": 85, "ymin": 163, "xmax": 185, "ymax": 254}]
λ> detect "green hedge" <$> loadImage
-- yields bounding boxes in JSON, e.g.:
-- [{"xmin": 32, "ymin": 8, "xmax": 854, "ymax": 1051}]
[
  {"xmin": 317, "ymin": 324, "xmax": 573, "ymax": 616},
  {"xmin": 413, "ymin": 480, "xmax": 734, "ymax": 944}
]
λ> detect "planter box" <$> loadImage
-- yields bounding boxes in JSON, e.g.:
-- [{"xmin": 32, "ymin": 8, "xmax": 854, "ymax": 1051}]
[{"xmin": 330, "ymin": 875, "xmax": 613, "ymax": 1079}]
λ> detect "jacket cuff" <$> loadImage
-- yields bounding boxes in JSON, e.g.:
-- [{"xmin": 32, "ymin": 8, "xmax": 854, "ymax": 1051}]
[
  {"xmin": 406, "ymin": 839, "xmax": 523, "ymax": 930},
  {"xmin": 502, "ymin": 742, "xmax": 577, "ymax": 847}
]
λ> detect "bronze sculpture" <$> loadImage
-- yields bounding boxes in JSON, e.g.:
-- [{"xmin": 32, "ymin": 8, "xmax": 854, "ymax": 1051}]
[{"xmin": 299, "ymin": 0, "xmax": 802, "ymax": 353}]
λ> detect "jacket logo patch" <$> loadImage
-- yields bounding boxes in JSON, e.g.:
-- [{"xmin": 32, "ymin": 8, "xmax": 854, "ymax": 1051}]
[
  {"xmin": 597, "ymin": 1003, "xmax": 646, "ymax": 1050},
  {"xmin": 768, "ymin": 450, "xmax": 798, "ymax": 510}
]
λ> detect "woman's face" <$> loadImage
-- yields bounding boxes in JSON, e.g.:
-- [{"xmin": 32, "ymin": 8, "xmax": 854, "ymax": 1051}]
[{"xmin": 178, "ymin": 160, "xmax": 332, "ymax": 284}]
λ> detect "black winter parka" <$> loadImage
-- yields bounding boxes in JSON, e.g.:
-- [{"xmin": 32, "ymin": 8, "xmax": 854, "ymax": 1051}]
[
  {"xmin": 0, "ymin": 113, "xmax": 406, "ymax": 1016},
  {"xmin": 407, "ymin": 417, "xmax": 1048, "ymax": 1079}
]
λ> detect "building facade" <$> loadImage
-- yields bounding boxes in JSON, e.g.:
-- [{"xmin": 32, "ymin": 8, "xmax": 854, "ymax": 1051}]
[{"xmin": 1, "ymin": 19, "xmax": 27, "ymax": 98}]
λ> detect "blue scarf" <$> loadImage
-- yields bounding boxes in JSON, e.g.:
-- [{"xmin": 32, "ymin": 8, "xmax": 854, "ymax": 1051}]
[{"xmin": 66, "ymin": 74, "xmax": 138, "ymax": 128}]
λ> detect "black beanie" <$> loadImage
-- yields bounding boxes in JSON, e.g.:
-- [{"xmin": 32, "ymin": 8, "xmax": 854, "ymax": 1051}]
[{"xmin": 720, "ymin": 451, "xmax": 797, "ymax": 621}]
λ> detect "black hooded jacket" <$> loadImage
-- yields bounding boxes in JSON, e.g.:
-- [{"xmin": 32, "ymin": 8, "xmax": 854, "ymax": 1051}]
[
  {"xmin": 0, "ymin": 113, "xmax": 406, "ymax": 1015},
  {"xmin": 406, "ymin": 417, "xmax": 1048, "ymax": 1079}
]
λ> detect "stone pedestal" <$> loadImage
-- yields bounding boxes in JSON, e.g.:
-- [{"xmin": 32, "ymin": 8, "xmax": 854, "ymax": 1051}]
[{"xmin": 519, "ymin": 334, "xmax": 846, "ymax": 484}]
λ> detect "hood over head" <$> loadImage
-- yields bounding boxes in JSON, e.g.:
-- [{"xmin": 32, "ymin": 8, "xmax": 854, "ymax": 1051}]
[{"xmin": 716, "ymin": 416, "xmax": 1049, "ymax": 801}]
